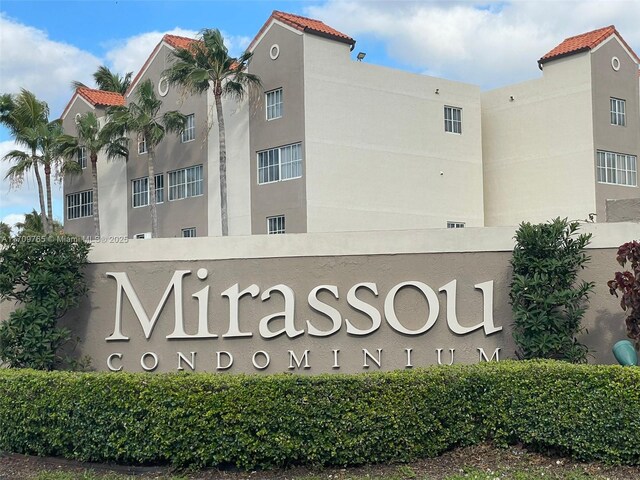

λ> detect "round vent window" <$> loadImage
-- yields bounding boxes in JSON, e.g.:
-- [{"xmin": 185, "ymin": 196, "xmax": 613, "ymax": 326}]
[
  {"xmin": 270, "ymin": 44, "xmax": 280, "ymax": 60},
  {"xmin": 611, "ymin": 56, "xmax": 621, "ymax": 71},
  {"xmin": 158, "ymin": 76, "xmax": 169, "ymax": 96}
]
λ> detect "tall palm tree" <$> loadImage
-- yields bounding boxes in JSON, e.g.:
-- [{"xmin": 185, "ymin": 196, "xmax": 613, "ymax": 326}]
[
  {"xmin": 0, "ymin": 89, "xmax": 50, "ymax": 232},
  {"xmin": 163, "ymin": 29, "xmax": 261, "ymax": 236},
  {"xmin": 103, "ymin": 79, "xmax": 185, "ymax": 238},
  {"xmin": 60, "ymin": 112, "xmax": 128, "ymax": 238},
  {"xmin": 72, "ymin": 65, "xmax": 133, "ymax": 94}
]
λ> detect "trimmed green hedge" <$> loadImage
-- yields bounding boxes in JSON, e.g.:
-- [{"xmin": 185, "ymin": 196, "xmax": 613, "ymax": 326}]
[{"xmin": 0, "ymin": 361, "xmax": 638, "ymax": 468}]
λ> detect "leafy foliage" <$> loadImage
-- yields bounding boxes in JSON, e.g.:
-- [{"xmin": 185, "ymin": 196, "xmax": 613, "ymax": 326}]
[
  {"xmin": 163, "ymin": 29, "xmax": 261, "ymax": 236},
  {"xmin": 0, "ymin": 362, "xmax": 638, "ymax": 468},
  {"xmin": 509, "ymin": 218, "xmax": 594, "ymax": 362},
  {"xmin": 0, "ymin": 234, "xmax": 90, "ymax": 369},
  {"xmin": 608, "ymin": 241, "xmax": 640, "ymax": 347},
  {"xmin": 102, "ymin": 79, "xmax": 185, "ymax": 238}
]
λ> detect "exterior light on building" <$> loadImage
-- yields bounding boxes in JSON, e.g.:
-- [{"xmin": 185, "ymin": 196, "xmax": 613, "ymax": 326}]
[
  {"xmin": 509, "ymin": 95, "xmax": 515, "ymax": 102},
  {"xmin": 357, "ymin": 52, "xmax": 366, "ymax": 61}
]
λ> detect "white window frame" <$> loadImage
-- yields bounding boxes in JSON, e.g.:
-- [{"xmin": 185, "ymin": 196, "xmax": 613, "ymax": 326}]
[
  {"xmin": 138, "ymin": 135, "xmax": 148, "ymax": 154},
  {"xmin": 267, "ymin": 215, "xmax": 285, "ymax": 234},
  {"xmin": 444, "ymin": 106, "xmax": 462, "ymax": 134},
  {"xmin": 132, "ymin": 174, "xmax": 164, "ymax": 208},
  {"xmin": 78, "ymin": 146, "xmax": 87, "ymax": 169},
  {"xmin": 596, "ymin": 150, "xmax": 637, "ymax": 187},
  {"xmin": 266, "ymin": 88, "xmax": 283, "ymax": 120},
  {"xmin": 181, "ymin": 114, "xmax": 195, "ymax": 143},
  {"xmin": 66, "ymin": 190, "xmax": 93, "ymax": 220},
  {"xmin": 610, "ymin": 98, "xmax": 626, "ymax": 126},
  {"xmin": 447, "ymin": 221, "xmax": 465, "ymax": 229},
  {"xmin": 181, "ymin": 227, "xmax": 196, "ymax": 238},
  {"xmin": 257, "ymin": 143, "xmax": 302, "ymax": 185},
  {"xmin": 168, "ymin": 165, "xmax": 203, "ymax": 201}
]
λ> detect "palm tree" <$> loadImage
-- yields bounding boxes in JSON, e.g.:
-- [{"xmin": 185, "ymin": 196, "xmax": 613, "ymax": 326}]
[
  {"xmin": 103, "ymin": 79, "xmax": 185, "ymax": 238},
  {"xmin": 0, "ymin": 89, "xmax": 50, "ymax": 232},
  {"xmin": 60, "ymin": 112, "xmax": 128, "ymax": 238},
  {"xmin": 163, "ymin": 29, "xmax": 261, "ymax": 236},
  {"xmin": 72, "ymin": 65, "xmax": 133, "ymax": 94}
]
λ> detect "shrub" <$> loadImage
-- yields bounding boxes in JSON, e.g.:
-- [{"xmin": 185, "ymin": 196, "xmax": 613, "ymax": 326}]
[
  {"xmin": 509, "ymin": 218, "xmax": 594, "ymax": 362},
  {"xmin": 608, "ymin": 241, "xmax": 640, "ymax": 348},
  {"xmin": 0, "ymin": 233, "xmax": 90, "ymax": 369},
  {"xmin": 0, "ymin": 362, "xmax": 638, "ymax": 469}
]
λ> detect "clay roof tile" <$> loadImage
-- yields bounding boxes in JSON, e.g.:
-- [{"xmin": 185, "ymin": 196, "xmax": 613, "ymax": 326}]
[{"xmin": 539, "ymin": 25, "xmax": 639, "ymax": 67}]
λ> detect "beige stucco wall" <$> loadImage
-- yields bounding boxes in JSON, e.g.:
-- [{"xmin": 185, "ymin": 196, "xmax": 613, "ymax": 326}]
[
  {"xmin": 61, "ymin": 222, "xmax": 639, "ymax": 373},
  {"xmin": 302, "ymin": 35, "xmax": 484, "ymax": 232},
  {"xmin": 126, "ymin": 43, "xmax": 209, "ymax": 239},
  {"xmin": 62, "ymin": 101, "xmax": 128, "ymax": 238},
  {"xmin": 591, "ymin": 36, "xmax": 640, "ymax": 220},
  {"xmin": 206, "ymin": 89, "xmax": 252, "ymax": 237},
  {"xmin": 482, "ymin": 52, "xmax": 596, "ymax": 226}
]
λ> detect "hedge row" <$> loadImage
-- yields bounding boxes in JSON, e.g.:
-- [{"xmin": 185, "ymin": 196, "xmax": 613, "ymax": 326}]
[{"xmin": 0, "ymin": 361, "xmax": 638, "ymax": 468}]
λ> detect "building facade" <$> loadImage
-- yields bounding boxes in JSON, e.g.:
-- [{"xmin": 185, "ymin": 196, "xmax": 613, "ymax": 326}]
[{"xmin": 62, "ymin": 13, "xmax": 639, "ymax": 239}]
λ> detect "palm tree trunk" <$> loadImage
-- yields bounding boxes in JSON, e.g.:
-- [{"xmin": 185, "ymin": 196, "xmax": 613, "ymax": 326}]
[
  {"xmin": 214, "ymin": 92, "xmax": 228, "ymax": 236},
  {"xmin": 90, "ymin": 152, "xmax": 100, "ymax": 238},
  {"xmin": 148, "ymin": 147, "xmax": 158, "ymax": 238},
  {"xmin": 44, "ymin": 163, "xmax": 53, "ymax": 233},
  {"xmin": 32, "ymin": 146, "xmax": 49, "ymax": 234}
]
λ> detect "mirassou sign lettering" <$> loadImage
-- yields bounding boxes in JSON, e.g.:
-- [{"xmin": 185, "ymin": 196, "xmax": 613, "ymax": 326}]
[{"xmin": 104, "ymin": 268, "xmax": 503, "ymax": 372}]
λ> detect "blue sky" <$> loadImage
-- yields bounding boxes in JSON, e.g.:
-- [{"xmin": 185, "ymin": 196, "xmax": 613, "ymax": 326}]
[{"xmin": 1, "ymin": 0, "xmax": 639, "ymax": 230}]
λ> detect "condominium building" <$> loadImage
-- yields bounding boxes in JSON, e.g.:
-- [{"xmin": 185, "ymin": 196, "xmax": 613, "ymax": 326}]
[{"xmin": 61, "ymin": 12, "xmax": 639, "ymax": 238}]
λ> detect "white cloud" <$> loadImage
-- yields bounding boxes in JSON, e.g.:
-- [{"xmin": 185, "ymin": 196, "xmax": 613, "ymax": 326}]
[
  {"xmin": 1, "ymin": 213, "xmax": 25, "ymax": 234},
  {"xmin": 0, "ymin": 13, "xmax": 101, "ymax": 117},
  {"xmin": 104, "ymin": 28, "xmax": 198, "ymax": 77},
  {"xmin": 306, "ymin": 0, "xmax": 640, "ymax": 89}
]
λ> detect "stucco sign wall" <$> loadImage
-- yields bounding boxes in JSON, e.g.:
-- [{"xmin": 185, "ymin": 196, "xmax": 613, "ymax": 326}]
[{"xmin": 63, "ymin": 225, "xmax": 636, "ymax": 373}]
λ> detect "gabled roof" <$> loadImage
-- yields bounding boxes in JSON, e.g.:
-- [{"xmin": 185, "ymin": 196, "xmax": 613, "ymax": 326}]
[
  {"xmin": 60, "ymin": 87, "xmax": 124, "ymax": 120},
  {"xmin": 248, "ymin": 10, "xmax": 355, "ymax": 52},
  {"xmin": 163, "ymin": 34, "xmax": 199, "ymax": 50},
  {"xmin": 126, "ymin": 33, "xmax": 199, "ymax": 97},
  {"xmin": 77, "ymin": 87, "xmax": 125, "ymax": 107},
  {"xmin": 538, "ymin": 25, "xmax": 640, "ymax": 68}
]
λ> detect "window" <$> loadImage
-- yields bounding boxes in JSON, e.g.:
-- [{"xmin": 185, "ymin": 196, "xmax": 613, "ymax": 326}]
[
  {"xmin": 181, "ymin": 227, "xmax": 196, "ymax": 238},
  {"xmin": 134, "ymin": 233, "xmax": 151, "ymax": 239},
  {"xmin": 597, "ymin": 151, "xmax": 637, "ymax": 186},
  {"xmin": 168, "ymin": 165, "xmax": 203, "ymax": 200},
  {"xmin": 258, "ymin": 143, "xmax": 302, "ymax": 184},
  {"xmin": 266, "ymin": 88, "xmax": 283, "ymax": 120},
  {"xmin": 267, "ymin": 215, "xmax": 285, "ymax": 234},
  {"xmin": 66, "ymin": 190, "xmax": 93, "ymax": 220},
  {"xmin": 610, "ymin": 98, "xmax": 626, "ymax": 126},
  {"xmin": 181, "ymin": 114, "xmax": 195, "ymax": 142},
  {"xmin": 138, "ymin": 135, "xmax": 147, "ymax": 154},
  {"xmin": 132, "ymin": 174, "xmax": 164, "ymax": 207},
  {"xmin": 444, "ymin": 106, "xmax": 462, "ymax": 134},
  {"xmin": 77, "ymin": 146, "xmax": 87, "ymax": 169},
  {"xmin": 447, "ymin": 221, "xmax": 465, "ymax": 229}
]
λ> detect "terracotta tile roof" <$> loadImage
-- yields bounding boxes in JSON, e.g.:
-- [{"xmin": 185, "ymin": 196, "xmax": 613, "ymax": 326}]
[
  {"xmin": 249, "ymin": 10, "xmax": 355, "ymax": 51},
  {"xmin": 76, "ymin": 87, "xmax": 124, "ymax": 107},
  {"xmin": 60, "ymin": 87, "xmax": 124, "ymax": 120},
  {"xmin": 163, "ymin": 34, "xmax": 199, "ymax": 50},
  {"xmin": 539, "ymin": 25, "xmax": 640, "ymax": 66}
]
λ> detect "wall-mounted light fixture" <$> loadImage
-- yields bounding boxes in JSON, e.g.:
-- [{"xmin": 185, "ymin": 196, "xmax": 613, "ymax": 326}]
[
  {"xmin": 357, "ymin": 52, "xmax": 366, "ymax": 61},
  {"xmin": 509, "ymin": 95, "xmax": 515, "ymax": 102},
  {"xmin": 435, "ymin": 88, "xmax": 440, "ymax": 94}
]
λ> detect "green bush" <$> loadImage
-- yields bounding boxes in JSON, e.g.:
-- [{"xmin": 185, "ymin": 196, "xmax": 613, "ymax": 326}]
[
  {"xmin": 0, "ymin": 362, "xmax": 638, "ymax": 468},
  {"xmin": 0, "ymin": 233, "xmax": 90, "ymax": 369},
  {"xmin": 510, "ymin": 218, "xmax": 594, "ymax": 362}
]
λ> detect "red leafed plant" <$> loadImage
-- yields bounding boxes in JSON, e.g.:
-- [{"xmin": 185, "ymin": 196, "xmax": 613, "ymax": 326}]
[{"xmin": 607, "ymin": 240, "xmax": 640, "ymax": 347}]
